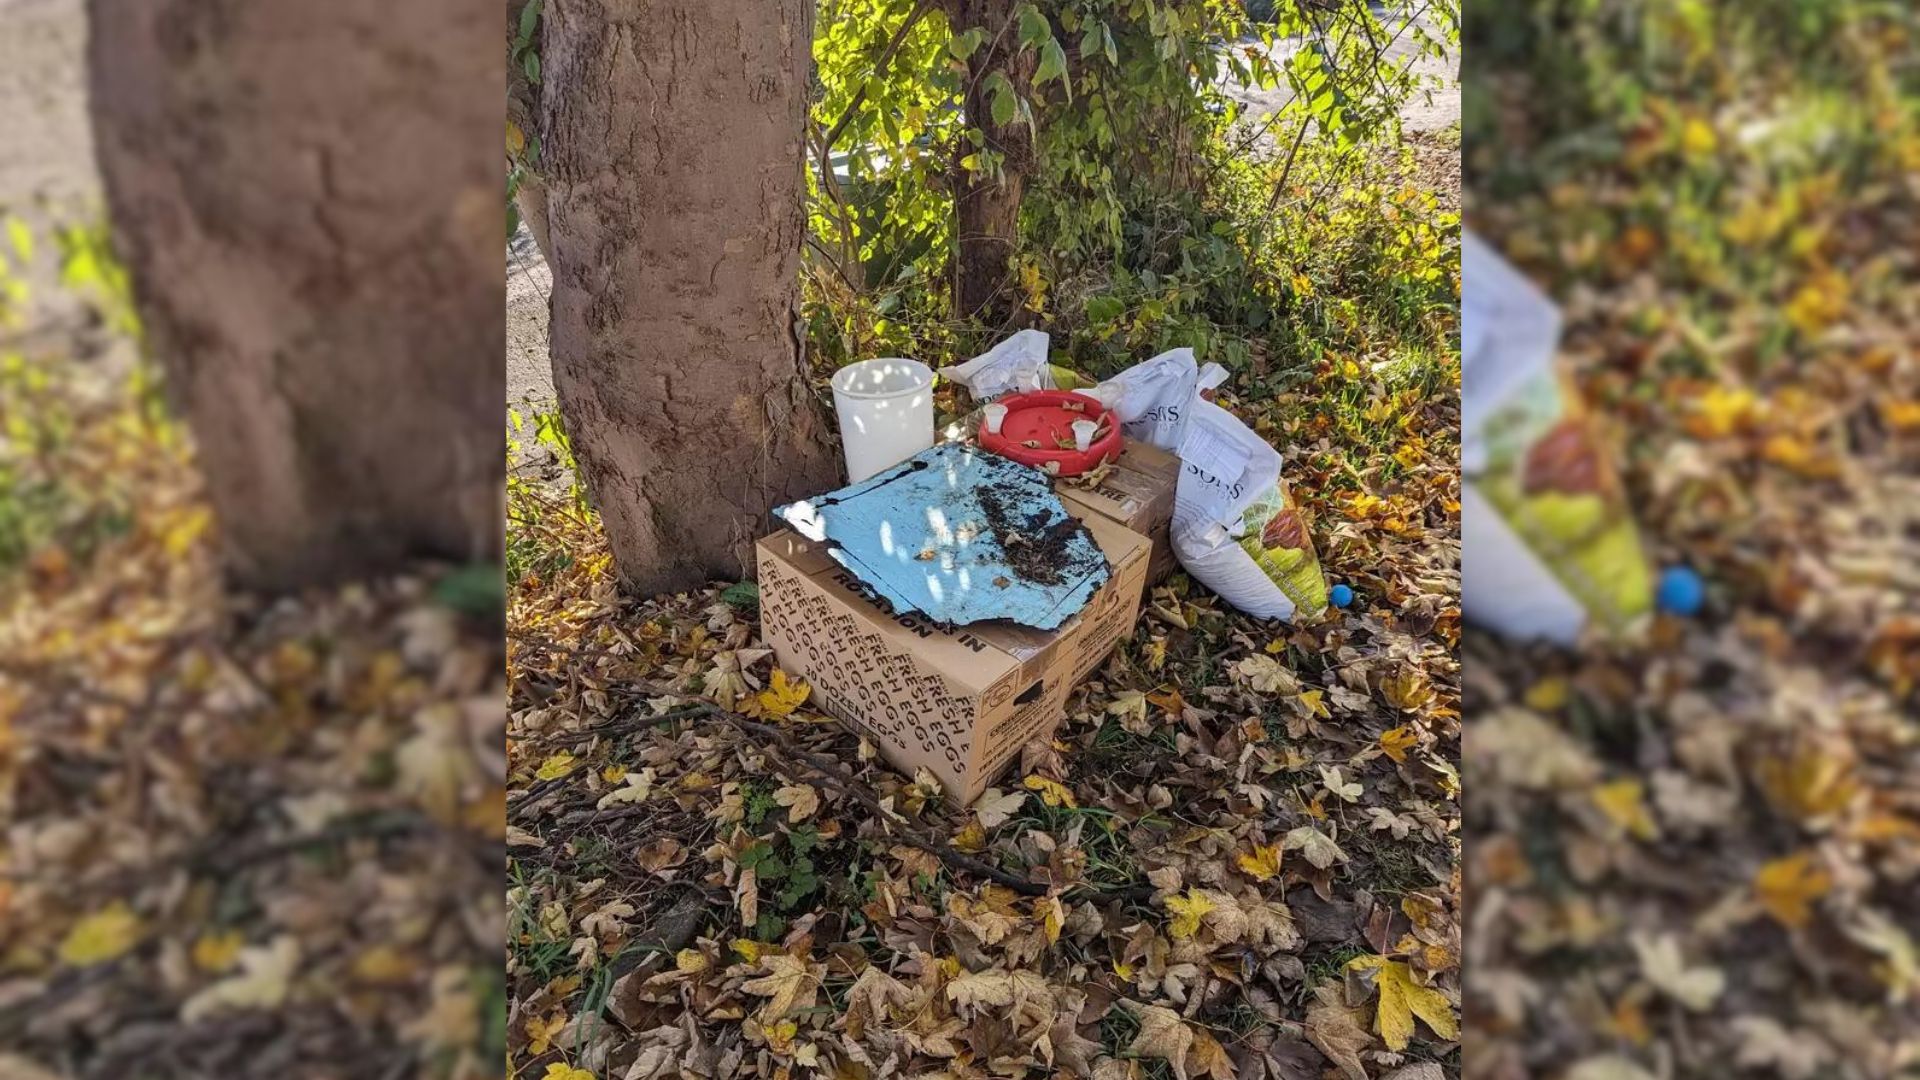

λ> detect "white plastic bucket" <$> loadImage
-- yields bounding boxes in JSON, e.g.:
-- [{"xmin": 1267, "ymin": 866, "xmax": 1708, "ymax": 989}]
[{"xmin": 831, "ymin": 358, "xmax": 934, "ymax": 482}]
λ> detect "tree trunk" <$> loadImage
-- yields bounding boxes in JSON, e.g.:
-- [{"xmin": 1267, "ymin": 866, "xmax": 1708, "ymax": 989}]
[
  {"xmin": 541, "ymin": 0, "xmax": 840, "ymax": 598},
  {"xmin": 946, "ymin": 0, "xmax": 1037, "ymax": 326},
  {"xmin": 87, "ymin": 0, "xmax": 503, "ymax": 593}
]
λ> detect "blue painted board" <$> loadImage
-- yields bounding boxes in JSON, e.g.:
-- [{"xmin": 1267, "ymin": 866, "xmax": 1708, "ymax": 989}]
[{"xmin": 776, "ymin": 443, "xmax": 1111, "ymax": 630}]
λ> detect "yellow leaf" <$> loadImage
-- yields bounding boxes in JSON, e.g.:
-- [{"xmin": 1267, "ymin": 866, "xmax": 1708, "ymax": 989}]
[
  {"xmin": 1593, "ymin": 779, "xmax": 1660, "ymax": 841},
  {"xmin": 1523, "ymin": 676, "xmax": 1570, "ymax": 712},
  {"xmin": 1023, "ymin": 774, "xmax": 1077, "ymax": 808},
  {"xmin": 1236, "ymin": 844, "xmax": 1283, "ymax": 882},
  {"xmin": 951, "ymin": 820, "xmax": 988, "ymax": 853},
  {"xmin": 601, "ymin": 764, "xmax": 628, "ymax": 783},
  {"xmin": 1881, "ymin": 400, "xmax": 1920, "ymax": 434},
  {"xmin": 542, "ymin": 1066, "xmax": 596, "ymax": 1080},
  {"xmin": 1754, "ymin": 852, "xmax": 1832, "ymax": 929},
  {"xmin": 1680, "ymin": 117, "xmax": 1718, "ymax": 158},
  {"xmin": 506, "ymin": 121, "xmax": 527, "ymax": 157},
  {"xmin": 1379, "ymin": 725, "xmax": 1418, "ymax": 763},
  {"xmin": 675, "ymin": 949, "xmax": 710, "ymax": 974},
  {"xmin": 1037, "ymin": 896, "xmax": 1066, "ymax": 944},
  {"xmin": 1346, "ymin": 954, "xmax": 1459, "ymax": 1051},
  {"xmin": 1758, "ymin": 746, "xmax": 1860, "ymax": 822},
  {"xmin": 59, "ymin": 902, "xmax": 142, "ymax": 967},
  {"xmin": 755, "ymin": 669, "xmax": 811, "ymax": 718},
  {"xmin": 740, "ymin": 953, "xmax": 818, "ymax": 1023},
  {"xmin": 192, "ymin": 930, "xmax": 244, "ymax": 973},
  {"xmin": 180, "ymin": 936, "xmax": 300, "ymax": 1021},
  {"xmin": 1165, "ymin": 887, "xmax": 1215, "ymax": 940},
  {"xmin": 1380, "ymin": 669, "xmax": 1432, "ymax": 712},
  {"xmin": 534, "ymin": 751, "xmax": 577, "ymax": 781},
  {"xmin": 1687, "ymin": 386, "xmax": 1756, "ymax": 440},
  {"xmin": 1297, "ymin": 688, "xmax": 1330, "ymax": 719},
  {"xmin": 525, "ymin": 1010, "xmax": 568, "ymax": 1056},
  {"xmin": 351, "ymin": 944, "xmax": 413, "ymax": 985},
  {"xmin": 731, "ymin": 939, "xmax": 770, "ymax": 964}
]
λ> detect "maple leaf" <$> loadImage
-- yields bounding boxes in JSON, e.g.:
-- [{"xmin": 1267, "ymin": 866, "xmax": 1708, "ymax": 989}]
[
  {"xmin": 59, "ymin": 902, "xmax": 142, "ymax": 967},
  {"xmin": 1023, "ymin": 774, "xmax": 1077, "ymax": 808},
  {"xmin": 1379, "ymin": 669, "xmax": 1432, "ymax": 711},
  {"xmin": 1232, "ymin": 654, "xmax": 1298, "ymax": 695},
  {"xmin": 1236, "ymin": 843, "xmax": 1283, "ymax": 882},
  {"xmin": 1346, "ymin": 954, "xmax": 1459, "ymax": 1051},
  {"xmin": 740, "ymin": 953, "xmax": 819, "ymax": 1023},
  {"xmin": 534, "ymin": 751, "xmax": 577, "ymax": 781},
  {"xmin": 181, "ymin": 936, "xmax": 301, "ymax": 1021},
  {"xmin": 1188, "ymin": 1028, "xmax": 1239, "ymax": 1080},
  {"xmin": 1123, "ymin": 1002, "xmax": 1195, "ymax": 1080},
  {"xmin": 1379, "ymin": 725, "xmax": 1418, "ymax": 762},
  {"xmin": 1629, "ymin": 932, "xmax": 1723, "ymax": 1011},
  {"xmin": 752, "ymin": 669, "xmax": 810, "ymax": 718},
  {"xmin": 946, "ymin": 967, "xmax": 1051, "ymax": 1014},
  {"xmin": 773, "ymin": 782, "xmax": 821, "ymax": 822},
  {"xmin": 973, "ymin": 788, "xmax": 1027, "ymax": 828},
  {"xmin": 1107, "ymin": 689, "xmax": 1150, "ymax": 727},
  {"xmin": 1320, "ymin": 764, "xmax": 1362, "ymax": 803},
  {"xmin": 1282, "ymin": 824, "xmax": 1348, "ymax": 869},
  {"xmin": 594, "ymin": 768, "xmax": 654, "ymax": 809},
  {"xmin": 1165, "ymin": 887, "xmax": 1216, "ymax": 940},
  {"xmin": 1304, "ymin": 982, "xmax": 1373, "ymax": 1080},
  {"xmin": 525, "ymin": 1009, "xmax": 567, "ymax": 1056},
  {"xmin": 1753, "ymin": 851, "xmax": 1832, "ymax": 929}
]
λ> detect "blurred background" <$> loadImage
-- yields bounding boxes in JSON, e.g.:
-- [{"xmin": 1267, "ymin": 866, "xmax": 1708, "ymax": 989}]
[
  {"xmin": 1, "ymin": 0, "xmax": 503, "ymax": 1076},
  {"xmin": 1462, "ymin": 1, "xmax": 1919, "ymax": 1078}
]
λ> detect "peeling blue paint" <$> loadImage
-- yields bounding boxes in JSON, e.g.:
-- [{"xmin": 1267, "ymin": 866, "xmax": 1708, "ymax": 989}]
[{"xmin": 776, "ymin": 444, "xmax": 1112, "ymax": 630}]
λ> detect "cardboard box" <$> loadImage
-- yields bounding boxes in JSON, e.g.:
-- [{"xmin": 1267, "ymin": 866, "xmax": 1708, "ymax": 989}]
[
  {"xmin": 757, "ymin": 512, "xmax": 1150, "ymax": 805},
  {"xmin": 1057, "ymin": 439, "xmax": 1181, "ymax": 586}
]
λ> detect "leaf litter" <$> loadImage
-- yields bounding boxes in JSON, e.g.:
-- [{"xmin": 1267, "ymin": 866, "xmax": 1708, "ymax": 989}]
[
  {"xmin": 506, "ymin": 328, "xmax": 1461, "ymax": 1078},
  {"xmin": 1466, "ymin": 5, "xmax": 1920, "ymax": 1076}
]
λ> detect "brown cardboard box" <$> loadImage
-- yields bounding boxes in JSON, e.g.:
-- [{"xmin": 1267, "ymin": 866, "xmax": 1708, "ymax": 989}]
[
  {"xmin": 1057, "ymin": 439, "xmax": 1181, "ymax": 586},
  {"xmin": 757, "ymin": 512, "xmax": 1150, "ymax": 805}
]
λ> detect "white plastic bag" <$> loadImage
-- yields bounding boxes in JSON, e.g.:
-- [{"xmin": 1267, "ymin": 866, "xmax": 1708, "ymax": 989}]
[
  {"xmin": 939, "ymin": 329, "xmax": 1055, "ymax": 402},
  {"xmin": 1094, "ymin": 347, "xmax": 1228, "ymax": 451},
  {"xmin": 1170, "ymin": 399, "xmax": 1328, "ymax": 621},
  {"xmin": 1462, "ymin": 230, "xmax": 1650, "ymax": 643}
]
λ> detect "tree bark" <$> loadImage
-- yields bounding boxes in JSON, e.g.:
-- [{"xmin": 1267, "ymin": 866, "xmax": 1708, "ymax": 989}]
[
  {"xmin": 541, "ymin": 0, "xmax": 840, "ymax": 598},
  {"xmin": 87, "ymin": 0, "xmax": 504, "ymax": 592},
  {"xmin": 946, "ymin": 0, "xmax": 1037, "ymax": 326}
]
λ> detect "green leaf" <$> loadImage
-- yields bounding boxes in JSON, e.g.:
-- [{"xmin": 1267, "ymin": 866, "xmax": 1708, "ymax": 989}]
[
  {"xmin": 523, "ymin": 50, "xmax": 540, "ymax": 84},
  {"xmin": 516, "ymin": 0, "xmax": 542, "ymax": 48},
  {"xmin": 1085, "ymin": 294, "xmax": 1126, "ymax": 325},
  {"xmin": 948, "ymin": 27, "xmax": 985, "ymax": 61},
  {"xmin": 433, "ymin": 563, "xmax": 505, "ymax": 618},
  {"xmin": 721, "ymin": 580, "xmax": 760, "ymax": 612},
  {"xmin": 986, "ymin": 72, "xmax": 1017, "ymax": 127},
  {"xmin": 1017, "ymin": 5, "xmax": 1051, "ymax": 49},
  {"xmin": 1035, "ymin": 38, "xmax": 1069, "ymax": 100}
]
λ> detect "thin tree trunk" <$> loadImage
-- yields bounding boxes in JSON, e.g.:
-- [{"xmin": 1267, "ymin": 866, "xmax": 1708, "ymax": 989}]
[
  {"xmin": 87, "ymin": 0, "xmax": 503, "ymax": 592},
  {"xmin": 508, "ymin": 0, "xmax": 552, "ymax": 262},
  {"xmin": 541, "ymin": 0, "xmax": 839, "ymax": 598},
  {"xmin": 946, "ymin": 0, "xmax": 1037, "ymax": 326}
]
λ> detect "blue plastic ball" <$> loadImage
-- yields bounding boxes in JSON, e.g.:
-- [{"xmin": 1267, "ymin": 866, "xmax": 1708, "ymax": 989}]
[
  {"xmin": 1329, "ymin": 583, "xmax": 1354, "ymax": 609},
  {"xmin": 1656, "ymin": 566, "xmax": 1704, "ymax": 616}
]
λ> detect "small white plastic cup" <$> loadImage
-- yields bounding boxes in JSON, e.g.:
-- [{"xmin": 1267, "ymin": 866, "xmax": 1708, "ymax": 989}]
[
  {"xmin": 1071, "ymin": 419, "xmax": 1097, "ymax": 452},
  {"xmin": 831, "ymin": 358, "xmax": 935, "ymax": 482},
  {"xmin": 982, "ymin": 403, "xmax": 1008, "ymax": 435}
]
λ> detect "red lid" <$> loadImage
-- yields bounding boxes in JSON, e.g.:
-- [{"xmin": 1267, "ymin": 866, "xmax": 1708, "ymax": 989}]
[{"xmin": 976, "ymin": 390, "xmax": 1123, "ymax": 477}]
